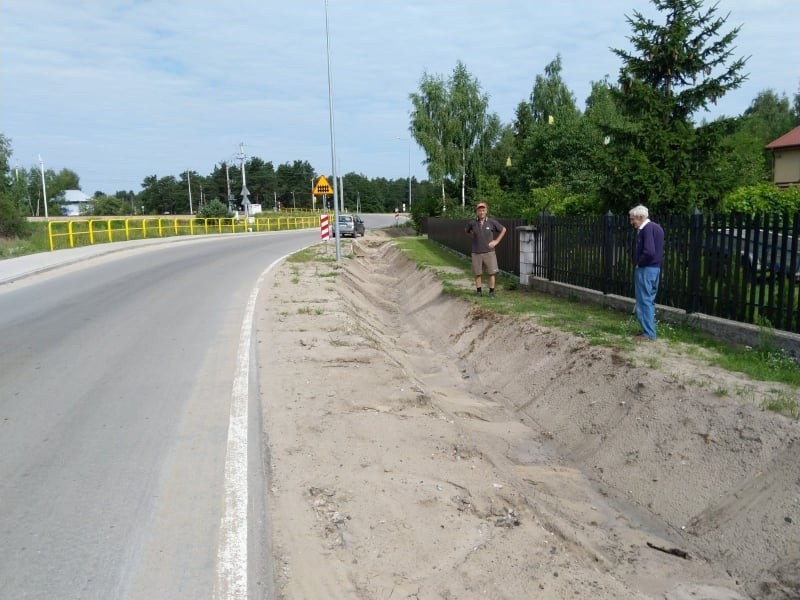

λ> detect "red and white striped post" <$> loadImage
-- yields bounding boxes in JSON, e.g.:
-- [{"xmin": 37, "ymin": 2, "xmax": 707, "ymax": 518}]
[{"xmin": 320, "ymin": 214, "xmax": 330, "ymax": 241}]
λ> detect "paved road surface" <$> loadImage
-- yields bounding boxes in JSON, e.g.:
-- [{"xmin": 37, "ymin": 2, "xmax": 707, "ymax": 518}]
[{"xmin": 0, "ymin": 231, "xmax": 318, "ymax": 599}]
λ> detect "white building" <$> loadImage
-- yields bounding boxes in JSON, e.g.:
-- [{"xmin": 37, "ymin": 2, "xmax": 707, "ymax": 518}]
[{"xmin": 62, "ymin": 189, "xmax": 91, "ymax": 216}]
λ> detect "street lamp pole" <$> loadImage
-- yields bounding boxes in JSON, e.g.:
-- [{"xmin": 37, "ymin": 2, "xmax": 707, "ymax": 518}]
[
  {"xmin": 396, "ymin": 137, "xmax": 411, "ymax": 211},
  {"xmin": 407, "ymin": 139, "xmax": 411, "ymax": 210}
]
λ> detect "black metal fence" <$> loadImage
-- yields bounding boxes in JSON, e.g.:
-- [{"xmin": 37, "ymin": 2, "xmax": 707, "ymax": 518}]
[
  {"xmin": 424, "ymin": 212, "xmax": 800, "ymax": 334},
  {"xmin": 421, "ymin": 217, "xmax": 526, "ymax": 276}
]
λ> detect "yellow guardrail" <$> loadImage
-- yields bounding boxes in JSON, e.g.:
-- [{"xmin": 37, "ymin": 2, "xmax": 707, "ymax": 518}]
[{"xmin": 47, "ymin": 215, "xmax": 322, "ymax": 251}]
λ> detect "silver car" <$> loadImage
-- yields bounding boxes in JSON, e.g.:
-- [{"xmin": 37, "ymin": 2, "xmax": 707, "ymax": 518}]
[{"xmin": 331, "ymin": 214, "xmax": 365, "ymax": 238}]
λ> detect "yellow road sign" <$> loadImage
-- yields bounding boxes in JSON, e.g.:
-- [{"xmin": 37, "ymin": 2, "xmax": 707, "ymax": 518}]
[{"xmin": 313, "ymin": 176, "xmax": 333, "ymax": 196}]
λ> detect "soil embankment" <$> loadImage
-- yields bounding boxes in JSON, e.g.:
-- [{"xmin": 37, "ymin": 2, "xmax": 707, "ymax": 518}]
[{"xmin": 257, "ymin": 231, "xmax": 799, "ymax": 600}]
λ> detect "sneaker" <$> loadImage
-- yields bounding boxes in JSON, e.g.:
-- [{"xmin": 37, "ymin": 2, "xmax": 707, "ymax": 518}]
[
  {"xmin": 488, "ymin": 290, "xmax": 496, "ymax": 298},
  {"xmin": 475, "ymin": 290, "xmax": 483, "ymax": 297}
]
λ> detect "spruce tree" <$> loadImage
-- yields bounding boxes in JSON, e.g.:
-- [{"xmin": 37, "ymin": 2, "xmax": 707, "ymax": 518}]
[{"xmin": 601, "ymin": 0, "xmax": 748, "ymax": 213}]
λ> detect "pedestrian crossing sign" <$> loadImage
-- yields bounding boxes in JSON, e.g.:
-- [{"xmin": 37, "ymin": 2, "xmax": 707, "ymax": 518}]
[{"xmin": 313, "ymin": 176, "xmax": 333, "ymax": 196}]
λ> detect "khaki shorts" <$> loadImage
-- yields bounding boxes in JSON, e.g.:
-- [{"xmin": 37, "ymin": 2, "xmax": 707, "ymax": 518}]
[{"xmin": 471, "ymin": 251, "xmax": 498, "ymax": 276}]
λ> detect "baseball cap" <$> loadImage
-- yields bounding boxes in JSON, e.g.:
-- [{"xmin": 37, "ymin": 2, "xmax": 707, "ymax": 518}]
[{"xmin": 476, "ymin": 202, "xmax": 487, "ymax": 209}]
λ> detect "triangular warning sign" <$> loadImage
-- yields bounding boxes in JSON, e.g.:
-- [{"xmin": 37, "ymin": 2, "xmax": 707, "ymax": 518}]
[{"xmin": 313, "ymin": 176, "xmax": 333, "ymax": 196}]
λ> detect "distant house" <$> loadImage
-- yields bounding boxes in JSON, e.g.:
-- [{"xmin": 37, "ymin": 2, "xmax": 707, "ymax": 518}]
[
  {"xmin": 62, "ymin": 189, "xmax": 91, "ymax": 216},
  {"xmin": 765, "ymin": 125, "xmax": 800, "ymax": 188}
]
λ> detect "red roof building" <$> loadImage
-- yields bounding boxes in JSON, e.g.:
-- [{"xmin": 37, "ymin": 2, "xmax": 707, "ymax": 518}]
[{"xmin": 765, "ymin": 125, "xmax": 800, "ymax": 187}]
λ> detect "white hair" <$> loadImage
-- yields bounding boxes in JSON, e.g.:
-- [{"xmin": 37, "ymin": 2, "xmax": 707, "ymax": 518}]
[{"xmin": 629, "ymin": 205, "xmax": 649, "ymax": 218}]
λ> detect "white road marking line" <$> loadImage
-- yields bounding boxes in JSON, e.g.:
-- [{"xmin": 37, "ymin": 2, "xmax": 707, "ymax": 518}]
[{"xmin": 215, "ymin": 258, "xmax": 283, "ymax": 600}]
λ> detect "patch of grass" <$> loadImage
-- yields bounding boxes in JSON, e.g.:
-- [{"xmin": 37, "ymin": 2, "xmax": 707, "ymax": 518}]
[
  {"xmin": 0, "ymin": 223, "xmax": 50, "ymax": 259},
  {"xmin": 392, "ymin": 235, "xmax": 800, "ymax": 397},
  {"xmin": 395, "ymin": 237, "xmax": 470, "ymax": 270},
  {"xmin": 287, "ymin": 246, "xmax": 334, "ymax": 264},
  {"xmin": 760, "ymin": 392, "xmax": 798, "ymax": 419},
  {"xmin": 297, "ymin": 305, "xmax": 323, "ymax": 315}
]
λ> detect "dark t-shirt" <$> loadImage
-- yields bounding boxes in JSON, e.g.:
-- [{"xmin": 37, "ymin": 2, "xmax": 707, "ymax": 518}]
[{"xmin": 465, "ymin": 218, "xmax": 504, "ymax": 254}]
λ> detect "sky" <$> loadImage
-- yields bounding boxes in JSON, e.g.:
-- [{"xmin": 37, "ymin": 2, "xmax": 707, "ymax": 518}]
[{"xmin": 1, "ymin": 0, "xmax": 798, "ymax": 197}]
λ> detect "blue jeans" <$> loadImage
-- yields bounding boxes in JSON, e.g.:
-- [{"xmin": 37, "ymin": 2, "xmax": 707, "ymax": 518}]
[{"xmin": 634, "ymin": 266, "xmax": 660, "ymax": 339}]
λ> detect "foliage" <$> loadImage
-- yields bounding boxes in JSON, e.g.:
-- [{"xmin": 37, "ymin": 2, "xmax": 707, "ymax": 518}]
[
  {"xmin": 409, "ymin": 194, "xmax": 445, "ymax": 234},
  {"xmin": 599, "ymin": 0, "xmax": 748, "ymax": 213},
  {"xmin": 0, "ymin": 134, "xmax": 30, "ymax": 238},
  {"xmin": 83, "ymin": 195, "xmax": 132, "ymax": 216},
  {"xmin": 720, "ymin": 183, "xmax": 800, "ymax": 215},
  {"xmin": 527, "ymin": 54, "xmax": 579, "ymax": 124},
  {"xmin": 0, "ymin": 193, "xmax": 30, "ymax": 238},
  {"xmin": 196, "ymin": 198, "xmax": 233, "ymax": 219},
  {"xmin": 410, "ymin": 72, "xmax": 450, "ymax": 199},
  {"xmin": 410, "ymin": 61, "xmax": 501, "ymax": 207}
]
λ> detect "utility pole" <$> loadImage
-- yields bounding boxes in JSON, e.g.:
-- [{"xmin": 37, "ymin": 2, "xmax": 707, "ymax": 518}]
[
  {"xmin": 324, "ymin": 0, "xmax": 341, "ymax": 261},
  {"xmin": 407, "ymin": 140, "xmax": 411, "ymax": 210},
  {"xmin": 238, "ymin": 143, "xmax": 250, "ymax": 222},
  {"xmin": 396, "ymin": 137, "xmax": 411, "ymax": 210},
  {"xmin": 187, "ymin": 171, "xmax": 193, "ymax": 215},
  {"xmin": 225, "ymin": 162, "xmax": 233, "ymax": 211},
  {"xmin": 38, "ymin": 155, "xmax": 48, "ymax": 220},
  {"xmin": 339, "ymin": 175, "xmax": 344, "ymax": 213}
]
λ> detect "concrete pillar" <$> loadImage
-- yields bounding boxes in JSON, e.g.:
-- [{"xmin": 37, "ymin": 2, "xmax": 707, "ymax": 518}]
[{"xmin": 518, "ymin": 226, "xmax": 538, "ymax": 287}]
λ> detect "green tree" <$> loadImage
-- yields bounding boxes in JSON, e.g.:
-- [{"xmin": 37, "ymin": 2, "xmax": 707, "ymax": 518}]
[
  {"xmin": 275, "ymin": 160, "xmax": 316, "ymax": 209},
  {"xmin": 528, "ymin": 54, "xmax": 578, "ymax": 124},
  {"xmin": 502, "ymin": 58, "xmax": 603, "ymax": 213},
  {"xmin": 0, "ymin": 133, "xmax": 30, "ymax": 238},
  {"xmin": 793, "ymin": 81, "xmax": 800, "ymax": 122},
  {"xmin": 410, "ymin": 72, "xmax": 450, "ymax": 201},
  {"xmin": 84, "ymin": 195, "xmax": 130, "ymax": 216},
  {"xmin": 448, "ymin": 61, "xmax": 500, "ymax": 207},
  {"xmin": 601, "ymin": 0, "xmax": 748, "ymax": 213},
  {"xmin": 410, "ymin": 62, "xmax": 500, "ymax": 208},
  {"xmin": 717, "ymin": 89, "xmax": 799, "ymax": 188},
  {"xmin": 139, "ymin": 175, "xmax": 182, "ymax": 214}
]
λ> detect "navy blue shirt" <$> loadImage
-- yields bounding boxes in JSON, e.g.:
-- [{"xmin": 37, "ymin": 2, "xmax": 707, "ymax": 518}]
[{"xmin": 634, "ymin": 221, "xmax": 664, "ymax": 268}]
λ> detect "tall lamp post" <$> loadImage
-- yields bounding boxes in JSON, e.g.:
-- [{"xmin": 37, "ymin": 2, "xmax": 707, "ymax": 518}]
[{"xmin": 396, "ymin": 137, "xmax": 411, "ymax": 211}]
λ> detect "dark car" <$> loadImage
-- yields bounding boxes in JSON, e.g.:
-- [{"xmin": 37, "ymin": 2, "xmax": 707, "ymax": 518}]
[
  {"xmin": 331, "ymin": 214, "xmax": 365, "ymax": 238},
  {"xmin": 706, "ymin": 229, "xmax": 799, "ymax": 282}
]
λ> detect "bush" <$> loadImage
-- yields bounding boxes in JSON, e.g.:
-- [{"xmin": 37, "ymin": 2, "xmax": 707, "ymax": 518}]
[
  {"xmin": 84, "ymin": 195, "xmax": 131, "ymax": 216},
  {"xmin": 721, "ymin": 183, "xmax": 800, "ymax": 215},
  {"xmin": 0, "ymin": 194, "xmax": 30, "ymax": 238},
  {"xmin": 197, "ymin": 198, "xmax": 233, "ymax": 219}
]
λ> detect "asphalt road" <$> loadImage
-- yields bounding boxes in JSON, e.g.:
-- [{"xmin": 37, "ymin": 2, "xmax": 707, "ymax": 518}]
[{"xmin": 0, "ymin": 230, "xmax": 319, "ymax": 600}]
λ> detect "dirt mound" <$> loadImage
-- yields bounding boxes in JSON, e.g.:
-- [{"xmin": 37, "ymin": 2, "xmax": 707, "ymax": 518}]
[{"xmin": 258, "ymin": 232, "xmax": 800, "ymax": 600}]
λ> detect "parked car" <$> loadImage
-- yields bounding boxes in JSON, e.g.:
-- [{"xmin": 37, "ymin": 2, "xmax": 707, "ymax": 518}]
[
  {"xmin": 331, "ymin": 214, "xmax": 365, "ymax": 237},
  {"xmin": 706, "ymin": 229, "xmax": 799, "ymax": 282}
]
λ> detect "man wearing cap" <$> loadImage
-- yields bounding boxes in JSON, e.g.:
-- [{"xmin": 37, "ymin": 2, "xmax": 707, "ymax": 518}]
[{"xmin": 465, "ymin": 201, "xmax": 506, "ymax": 297}]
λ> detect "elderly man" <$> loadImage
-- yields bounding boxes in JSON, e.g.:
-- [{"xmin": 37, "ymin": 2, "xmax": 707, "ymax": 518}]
[{"xmin": 629, "ymin": 204, "xmax": 664, "ymax": 340}]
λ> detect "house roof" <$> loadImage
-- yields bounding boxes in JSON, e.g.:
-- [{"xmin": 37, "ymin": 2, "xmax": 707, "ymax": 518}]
[
  {"xmin": 765, "ymin": 125, "xmax": 800, "ymax": 150},
  {"xmin": 63, "ymin": 189, "xmax": 90, "ymax": 203}
]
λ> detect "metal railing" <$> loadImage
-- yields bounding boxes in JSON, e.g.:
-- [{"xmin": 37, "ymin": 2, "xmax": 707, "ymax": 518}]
[{"xmin": 47, "ymin": 215, "xmax": 321, "ymax": 251}]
